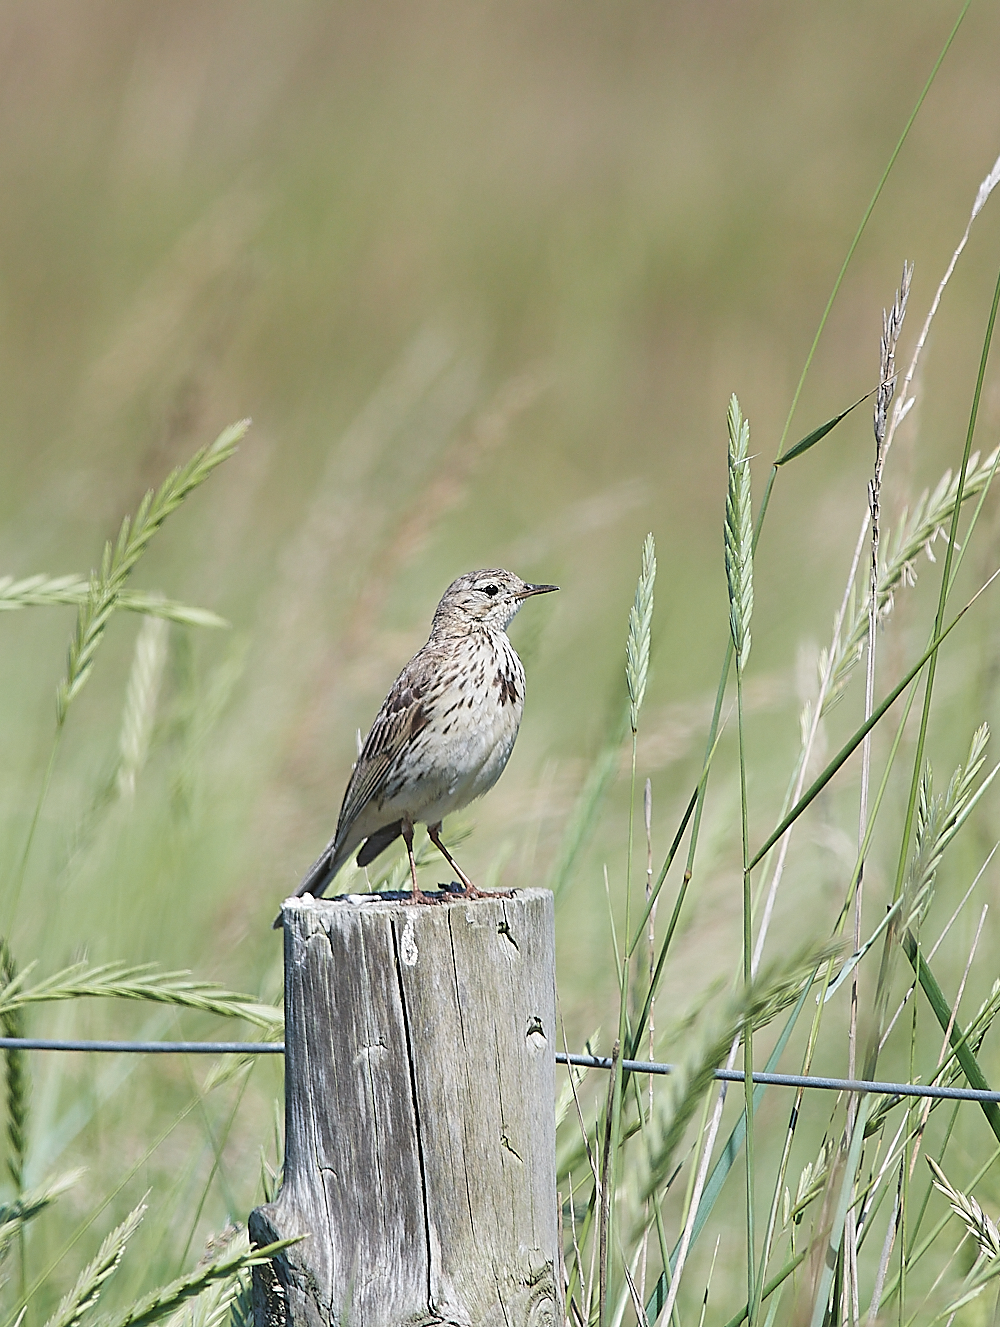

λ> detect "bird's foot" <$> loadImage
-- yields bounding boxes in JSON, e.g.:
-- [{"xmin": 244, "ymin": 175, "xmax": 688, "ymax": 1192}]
[
  {"xmin": 411, "ymin": 886, "xmax": 443, "ymax": 905},
  {"xmin": 448, "ymin": 880, "xmax": 515, "ymax": 901}
]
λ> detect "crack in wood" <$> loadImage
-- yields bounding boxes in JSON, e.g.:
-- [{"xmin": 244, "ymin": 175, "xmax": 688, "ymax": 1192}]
[
  {"xmin": 252, "ymin": 892, "xmax": 557, "ymax": 1326},
  {"xmin": 500, "ymin": 1132, "xmax": 523, "ymax": 1162},
  {"xmin": 391, "ymin": 913, "xmax": 435, "ymax": 1317}
]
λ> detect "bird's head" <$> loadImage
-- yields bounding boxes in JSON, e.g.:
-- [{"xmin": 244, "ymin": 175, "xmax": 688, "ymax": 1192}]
[{"xmin": 430, "ymin": 568, "xmax": 558, "ymax": 636}]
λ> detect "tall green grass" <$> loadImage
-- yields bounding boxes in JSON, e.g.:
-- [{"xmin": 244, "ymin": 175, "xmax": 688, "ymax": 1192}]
[
  {"xmin": 0, "ymin": 425, "xmax": 291, "ymax": 1327},
  {"xmin": 552, "ymin": 143, "xmax": 1000, "ymax": 1324},
  {"xmin": 2, "ymin": 253, "xmax": 999, "ymax": 1327},
  {"xmin": 16, "ymin": 343, "xmax": 1000, "ymax": 1324},
  {"xmin": 2, "ymin": 8, "xmax": 1000, "ymax": 1327}
]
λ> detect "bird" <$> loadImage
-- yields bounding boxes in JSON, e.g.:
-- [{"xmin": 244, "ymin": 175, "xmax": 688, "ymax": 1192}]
[{"xmin": 276, "ymin": 568, "xmax": 557, "ymax": 922}]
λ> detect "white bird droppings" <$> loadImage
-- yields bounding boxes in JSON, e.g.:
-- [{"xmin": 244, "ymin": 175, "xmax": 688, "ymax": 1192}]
[{"xmin": 400, "ymin": 917, "xmax": 419, "ymax": 966}]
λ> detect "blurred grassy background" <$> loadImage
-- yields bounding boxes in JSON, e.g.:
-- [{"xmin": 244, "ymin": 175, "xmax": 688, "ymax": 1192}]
[{"xmin": 2, "ymin": 0, "xmax": 1000, "ymax": 1316}]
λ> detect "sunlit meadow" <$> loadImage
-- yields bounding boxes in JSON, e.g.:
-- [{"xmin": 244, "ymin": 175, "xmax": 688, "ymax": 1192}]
[{"xmin": 2, "ymin": 4, "xmax": 1000, "ymax": 1324}]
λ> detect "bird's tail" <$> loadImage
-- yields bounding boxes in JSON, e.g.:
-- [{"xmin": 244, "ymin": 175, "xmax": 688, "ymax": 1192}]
[
  {"xmin": 293, "ymin": 847, "xmax": 341, "ymax": 900},
  {"xmin": 272, "ymin": 821, "xmax": 405, "ymax": 929},
  {"xmin": 271, "ymin": 840, "xmax": 351, "ymax": 929}
]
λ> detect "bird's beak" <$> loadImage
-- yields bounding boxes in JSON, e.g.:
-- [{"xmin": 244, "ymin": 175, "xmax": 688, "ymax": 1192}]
[{"xmin": 517, "ymin": 582, "xmax": 559, "ymax": 599}]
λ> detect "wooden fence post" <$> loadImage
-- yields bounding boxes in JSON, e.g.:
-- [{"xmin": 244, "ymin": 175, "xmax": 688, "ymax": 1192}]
[{"xmin": 249, "ymin": 888, "xmax": 558, "ymax": 1327}]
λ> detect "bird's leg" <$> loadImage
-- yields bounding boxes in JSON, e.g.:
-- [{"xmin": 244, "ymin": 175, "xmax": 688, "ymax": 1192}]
[
  {"xmin": 428, "ymin": 823, "xmax": 511, "ymax": 899},
  {"xmin": 401, "ymin": 818, "xmax": 434, "ymax": 904}
]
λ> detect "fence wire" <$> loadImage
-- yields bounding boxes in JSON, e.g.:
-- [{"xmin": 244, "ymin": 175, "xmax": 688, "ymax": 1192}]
[
  {"xmin": 0, "ymin": 1038, "xmax": 285, "ymax": 1054},
  {"xmin": 557, "ymin": 1052, "xmax": 1000, "ymax": 1104},
  {"xmin": 0, "ymin": 1037, "xmax": 997, "ymax": 1105}
]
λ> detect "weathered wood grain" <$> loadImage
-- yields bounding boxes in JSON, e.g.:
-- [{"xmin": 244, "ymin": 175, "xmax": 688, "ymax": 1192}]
[{"xmin": 249, "ymin": 888, "xmax": 557, "ymax": 1327}]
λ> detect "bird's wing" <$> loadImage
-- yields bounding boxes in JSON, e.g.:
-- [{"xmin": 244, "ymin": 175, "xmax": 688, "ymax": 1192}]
[{"xmin": 332, "ymin": 662, "xmax": 433, "ymax": 850}]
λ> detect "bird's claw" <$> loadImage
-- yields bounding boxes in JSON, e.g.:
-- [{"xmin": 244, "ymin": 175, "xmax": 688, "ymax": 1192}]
[
  {"xmin": 411, "ymin": 888, "xmax": 443, "ymax": 905},
  {"xmin": 451, "ymin": 881, "xmax": 515, "ymax": 901}
]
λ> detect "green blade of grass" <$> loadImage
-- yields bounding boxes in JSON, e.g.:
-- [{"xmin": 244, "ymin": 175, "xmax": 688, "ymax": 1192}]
[
  {"xmin": 604, "ymin": 536, "xmax": 656, "ymax": 1322},
  {"xmin": 767, "ymin": 0, "xmax": 970, "ymax": 464},
  {"xmin": 887, "ymin": 258, "xmax": 1000, "ymax": 913},
  {"xmin": 93, "ymin": 1238, "xmax": 302, "ymax": 1327},
  {"xmin": 724, "ymin": 395, "xmax": 758, "ymax": 1317},
  {"xmin": 876, "ymin": 1142, "xmax": 1000, "ymax": 1309},
  {"xmin": 644, "ymin": 983, "xmax": 810, "ymax": 1323},
  {"xmin": 902, "ymin": 930, "xmax": 1000, "ymax": 1144},
  {"xmin": 833, "ymin": 262, "xmax": 1000, "ymax": 1323},
  {"xmin": 748, "ymin": 569, "xmax": 1000, "ymax": 873},
  {"xmin": 719, "ymin": 1249, "xmax": 809, "ymax": 1327},
  {"xmin": 808, "ymin": 1094, "xmax": 871, "ymax": 1327},
  {"xmin": 56, "ymin": 420, "xmax": 248, "ymax": 727},
  {"xmin": 42, "ymin": 1203, "xmax": 147, "ymax": 1327},
  {"xmin": 548, "ymin": 740, "xmax": 623, "ymax": 900},
  {"xmin": 643, "ymin": 1, "xmax": 972, "ymax": 1125},
  {"xmin": 627, "ymin": 786, "xmax": 699, "ymax": 968},
  {"xmin": 774, "ymin": 389, "xmax": 876, "ymax": 467},
  {"xmin": 0, "ymin": 576, "xmax": 228, "ymax": 628}
]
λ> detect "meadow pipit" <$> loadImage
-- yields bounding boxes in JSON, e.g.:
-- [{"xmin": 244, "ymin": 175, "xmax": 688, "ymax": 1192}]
[{"xmin": 278, "ymin": 568, "xmax": 557, "ymax": 918}]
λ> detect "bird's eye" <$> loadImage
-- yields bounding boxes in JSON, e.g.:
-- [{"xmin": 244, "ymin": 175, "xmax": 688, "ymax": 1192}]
[{"xmin": 482, "ymin": 583, "xmax": 499, "ymax": 597}]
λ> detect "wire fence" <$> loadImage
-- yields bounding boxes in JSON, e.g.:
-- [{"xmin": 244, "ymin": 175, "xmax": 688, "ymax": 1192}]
[
  {"xmin": 2, "ymin": 1037, "xmax": 998, "ymax": 1105},
  {"xmin": 0, "ymin": 1038, "xmax": 285, "ymax": 1054}
]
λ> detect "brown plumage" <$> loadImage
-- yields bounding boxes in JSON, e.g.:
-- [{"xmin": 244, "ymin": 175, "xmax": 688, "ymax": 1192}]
[{"xmin": 276, "ymin": 569, "xmax": 557, "ymax": 921}]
